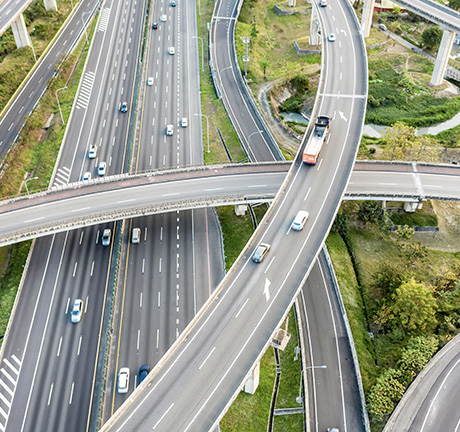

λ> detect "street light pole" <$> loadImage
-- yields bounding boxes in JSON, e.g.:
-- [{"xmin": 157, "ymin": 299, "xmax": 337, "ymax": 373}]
[
  {"xmin": 55, "ymin": 86, "xmax": 67, "ymax": 125},
  {"xmin": 24, "ymin": 176, "xmax": 38, "ymax": 195},
  {"xmin": 193, "ymin": 36, "xmax": 204, "ymax": 72},
  {"xmin": 195, "ymin": 113, "xmax": 210, "ymax": 154},
  {"xmin": 296, "ymin": 365, "xmax": 327, "ymax": 405}
]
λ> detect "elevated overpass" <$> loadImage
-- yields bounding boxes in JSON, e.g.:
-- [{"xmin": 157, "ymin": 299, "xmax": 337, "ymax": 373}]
[
  {"xmin": 0, "ymin": 161, "xmax": 459, "ymax": 247},
  {"xmin": 362, "ymin": 0, "xmax": 460, "ymax": 84}
]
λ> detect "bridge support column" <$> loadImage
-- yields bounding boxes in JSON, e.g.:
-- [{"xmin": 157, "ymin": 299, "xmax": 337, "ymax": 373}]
[
  {"xmin": 43, "ymin": 0, "xmax": 58, "ymax": 11},
  {"xmin": 361, "ymin": 0, "xmax": 375, "ymax": 38},
  {"xmin": 431, "ymin": 29, "xmax": 455, "ymax": 86},
  {"xmin": 404, "ymin": 201, "xmax": 423, "ymax": 213},
  {"xmin": 244, "ymin": 362, "xmax": 260, "ymax": 395},
  {"xmin": 234, "ymin": 204, "xmax": 247, "ymax": 216},
  {"xmin": 309, "ymin": 4, "xmax": 320, "ymax": 46},
  {"xmin": 11, "ymin": 14, "xmax": 31, "ymax": 48}
]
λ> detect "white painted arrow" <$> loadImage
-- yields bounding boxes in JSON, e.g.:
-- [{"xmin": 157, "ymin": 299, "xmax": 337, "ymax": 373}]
[
  {"xmin": 339, "ymin": 111, "xmax": 348, "ymax": 122},
  {"xmin": 264, "ymin": 278, "xmax": 271, "ymax": 302}
]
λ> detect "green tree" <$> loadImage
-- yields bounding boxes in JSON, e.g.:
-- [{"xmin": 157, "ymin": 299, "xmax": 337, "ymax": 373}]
[
  {"xmin": 398, "ymin": 241, "xmax": 428, "ymax": 266},
  {"xmin": 259, "ymin": 58, "xmax": 269, "ymax": 80},
  {"xmin": 395, "ymin": 225, "xmax": 415, "ymax": 241},
  {"xmin": 407, "ymin": 135, "xmax": 440, "ymax": 163},
  {"xmin": 449, "ymin": 0, "xmax": 460, "ymax": 10},
  {"xmin": 367, "ymin": 368, "xmax": 406, "ymax": 419},
  {"xmin": 331, "ymin": 213, "xmax": 348, "ymax": 237},
  {"xmin": 421, "ymin": 26, "xmax": 443, "ymax": 50},
  {"xmin": 397, "ymin": 336, "xmax": 439, "ymax": 378},
  {"xmin": 391, "ymin": 279, "xmax": 437, "ymax": 333},
  {"xmin": 381, "ymin": 122, "xmax": 416, "ymax": 161},
  {"xmin": 357, "ymin": 201, "xmax": 383, "ymax": 225},
  {"xmin": 372, "ymin": 262, "xmax": 406, "ymax": 299}
]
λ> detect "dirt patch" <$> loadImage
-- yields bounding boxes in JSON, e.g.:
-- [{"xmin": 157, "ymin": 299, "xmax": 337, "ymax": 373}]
[{"xmin": 413, "ymin": 200, "xmax": 460, "ymax": 252}]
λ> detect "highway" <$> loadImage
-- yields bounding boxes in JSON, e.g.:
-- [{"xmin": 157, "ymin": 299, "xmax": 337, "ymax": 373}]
[
  {"xmin": 0, "ymin": 0, "xmax": 148, "ymax": 430},
  {"xmin": 384, "ymin": 333, "xmax": 460, "ymax": 432},
  {"xmin": 1, "ymin": 161, "xmax": 460, "ymax": 246},
  {"xmin": 0, "ymin": 0, "xmax": 100, "ymax": 163},
  {"xmin": 100, "ymin": 0, "xmax": 368, "ymax": 429},
  {"xmin": 101, "ymin": 0, "xmax": 225, "ymax": 420}
]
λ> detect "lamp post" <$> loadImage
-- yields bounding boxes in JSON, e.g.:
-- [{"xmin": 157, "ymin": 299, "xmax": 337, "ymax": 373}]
[
  {"xmin": 296, "ymin": 365, "xmax": 327, "ymax": 405},
  {"xmin": 55, "ymin": 86, "xmax": 67, "ymax": 125},
  {"xmin": 24, "ymin": 176, "xmax": 38, "ymax": 195},
  {"xmin": 195, "ymin": 113, "xmax": 210, "ymax": 153},
  {"xmin": 193, "ymin": 36, "xmax": 204, "ymax": 72}
]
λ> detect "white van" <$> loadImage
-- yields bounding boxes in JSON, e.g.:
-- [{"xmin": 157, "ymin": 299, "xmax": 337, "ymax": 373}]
[{"xmin": 132, "ymin": 228, "xmax": 141, "ymax": 244}]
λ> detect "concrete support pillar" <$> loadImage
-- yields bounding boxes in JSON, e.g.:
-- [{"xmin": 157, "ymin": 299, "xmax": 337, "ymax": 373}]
[
  {"xmin": 244, "ymin": 362, "xmax": 260, "ymax": 395},
  {"xmin": 404, "ymin": 201, "xmax": 419, "ymax": 213},
  {"xmin": 431, "ymin": 29, "xmax": 455, "ymax": 86},
  {"xmin": 234, "ymin": 204, "xmax": 247, "ymax": 216},
  {"xmin": 44, "ymin": 0, "xmax": 58, "ymax": 11},
  {"xmin": 288, "ymin": 0, "xmax": 296, "ymax": 6},
  {"xmin": 309, "ymin": 5, "xmax": 320, "ymax": 46},
  {"xmin": 11, "ymin": 14, "xmax": 31, "ymax": 48},
  {"xmin": 361, "ymin": 0, "xmax": 375, "ymax": 38}
]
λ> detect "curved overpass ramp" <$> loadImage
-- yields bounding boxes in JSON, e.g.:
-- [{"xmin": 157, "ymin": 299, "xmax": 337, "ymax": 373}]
[{"xmin": 1, "ymin": 161, "xmax": 460, "ymax": 245}]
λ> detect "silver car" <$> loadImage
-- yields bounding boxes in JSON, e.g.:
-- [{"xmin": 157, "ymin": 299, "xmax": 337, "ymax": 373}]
[
  {"xmin": 252, "ymin": 243, "xmax": 271, "ymax": 263},
  {"xmin": 102, "ymin": 229, "xmax": 111, "ymax": 246}
]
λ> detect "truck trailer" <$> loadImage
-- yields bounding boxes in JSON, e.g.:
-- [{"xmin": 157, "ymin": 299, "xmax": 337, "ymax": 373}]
[{"xmin": 302, "ymin": 115, "xmax": 331, "ymax": 165}]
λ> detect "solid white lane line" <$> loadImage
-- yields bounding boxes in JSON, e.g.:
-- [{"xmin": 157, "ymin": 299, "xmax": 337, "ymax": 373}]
[
  {"xmin": 152, "ymin": 403, "xmax": 174, "ymax": 430},
  {"xmin": 235, "ymin": 299, "xmax": 249, "ymax": 319},
  {"xmin": 57, "ymin": 337, "xmax": 62, "ymax": 357},
  {"xmin": 77, "ymin": 336, "xmax": 82, "ymax": 356},
  {"xmin": 69, "ymin": 382, "xmax": 74, "ymax": 405},
  {"xmin": 264, "ymin": 256, "xmax": 276, "ymax": 274},
  {"xmin": 199, "ymin": 347, "xmax": 216, "ymax": 371}
]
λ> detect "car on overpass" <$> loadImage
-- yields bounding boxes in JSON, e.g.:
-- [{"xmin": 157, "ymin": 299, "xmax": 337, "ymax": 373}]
[{"xmin": 252, "ymin": 243, "xmax": 270, "ymax": 263}]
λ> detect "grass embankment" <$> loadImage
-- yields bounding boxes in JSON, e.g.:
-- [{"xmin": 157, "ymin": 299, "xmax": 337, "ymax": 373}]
[
  {"xmin": 198, "ymin": 0, "xmax": 245, "ymax": 164},
  {"xmin": 328, "ymin": 200, "xmax": 460, "ymax": 431},
  {"xmin": 0, "ymin": 0, "xmax": 75, "ymax": 111},
  {"xmin": 235, "ymin": 0, "xmax": 320, "ymax": 84},
  {"xmin": 0, "ymin": 12, "xmax": 95, "ymax": 346}
]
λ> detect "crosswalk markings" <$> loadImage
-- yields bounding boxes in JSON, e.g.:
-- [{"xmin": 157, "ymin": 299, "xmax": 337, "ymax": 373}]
[
  {"xmin": 98, "ymin": 7, "xmax": 111, "ymax": 33},
  {"xmin": 76, "ymin": 70, "xmax": 95, "ymax": 110},
  {"xmin": 0, "ymin": 354, "xmax": 22, "ymax": 428},
  {"xmin": 53, "ymin": 166, "xmax": 71, "ymax": 187}
]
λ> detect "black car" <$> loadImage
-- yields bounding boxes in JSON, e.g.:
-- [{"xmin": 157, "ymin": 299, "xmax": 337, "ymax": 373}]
[
  {"xmin": 138, "ymin": 365, "xmax": 149, "ymax": 386},
  {"xmin": 152, "ymin": 22, "xmax": 158, "ymax": 29}
]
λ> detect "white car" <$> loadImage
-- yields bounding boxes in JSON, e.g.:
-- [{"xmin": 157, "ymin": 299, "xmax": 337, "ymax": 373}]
[
  {"xmin": 132, "ymin": 228, "xmax": 141, "ymax": 244},
  {"xmin": 291, "ymin": 211, "xmax": 309, "ymax": 231},
  {"xmin": 82, "ymin": 172, "xmax": 91, "ymax": 181},
  {"xmin": 117, "ymin": 367, "xmax": 130, "ymax": 394},
  {"xmin": 147, "ymin": 77, "xmax": 154, "ymax": 86},
  {"xmin": 166, "ymin": 124, "xmax": 174, "ymax": 135},
  {"xmin": 102, "ymin": 229, "xmax": 111, "ymax": 246},
  {"xmin": 181, "ymin": 117, "xmax": 188, "ymax": 128},
  {"xmin": 168, "ymin": 46, "xmax": 175, "ymax": 55},
  {"xmin": 71, "ymin": 299, "xmax": 83, "ymax": 323},
  {"xmin": 98, "ymin": 161, "xmax": 107, "ymax": 176},
  {"xmin": 328, "ymin": 33, "xmax": 336, "ymax": 42},
  {"xmin": 88, "ymin": 145, "xmax": 97, "ymax": 159},
  {"xmin": 320, "ymin": 0, "xmax": 327, "ymax": 6},
  {"xmin": 160, "ymin": 14, "xmax": 167, "ymax": 22}
]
